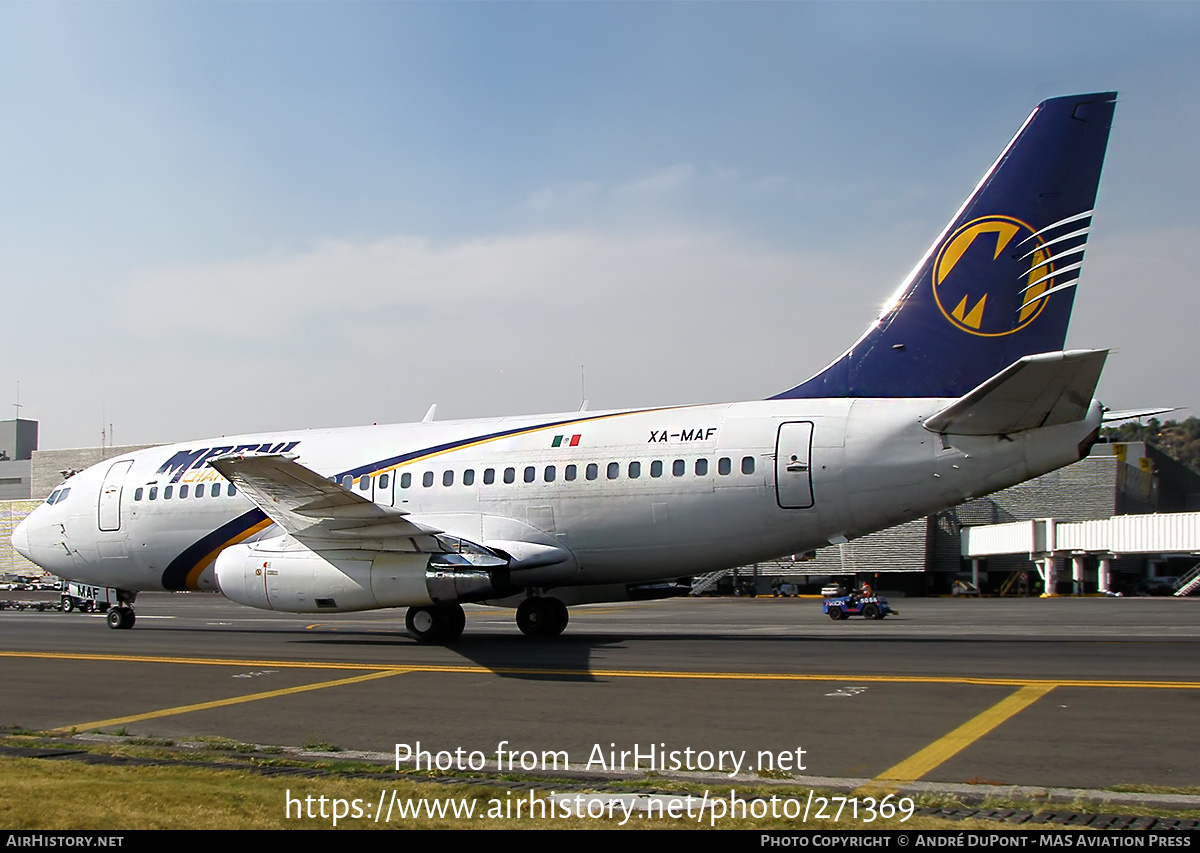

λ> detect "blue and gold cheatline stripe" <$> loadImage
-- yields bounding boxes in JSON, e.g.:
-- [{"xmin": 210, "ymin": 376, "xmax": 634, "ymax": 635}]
[
  {"xmin": 160, "ymin": 407, "xmax": 676, "ymax": 590},
  {"xmin": 161, "ymin": 509, "xmax": 271, "ymax": 591},
  {"xmin": 333, "ymin": 407, "xmax": 673, "ymax": 482}
]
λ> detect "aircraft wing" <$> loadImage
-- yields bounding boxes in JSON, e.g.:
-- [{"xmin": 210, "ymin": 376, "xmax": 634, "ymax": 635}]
[
  {"xmin": 923, "ymin": 349, "xmax": 1108, "ymax": 436},
  {"xmin": 207, "ymin": 453, "xmax": 443, "ymax": 551}
]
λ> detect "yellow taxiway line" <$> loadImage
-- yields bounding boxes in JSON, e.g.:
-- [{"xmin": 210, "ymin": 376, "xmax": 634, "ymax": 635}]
[
  {"xmin": 57, "ymin": 669, "xmax": 411, "ymax": 732},
  {"xmin": 871, "ymin": 683, "xmax": 1057, "ymax": 783},
  {"xmin": 4, "ymin": 649, "xmax": 1190, "ymax": 779},
  {"xmin": 3, "ymin": 650, "xmax": 1199, "ymax": 690}
]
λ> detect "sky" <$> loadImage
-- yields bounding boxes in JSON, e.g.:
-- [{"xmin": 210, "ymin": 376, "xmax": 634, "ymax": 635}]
[{"xmin": 2, "ymin": 2, "xmax": 1198, "ymax": 449}]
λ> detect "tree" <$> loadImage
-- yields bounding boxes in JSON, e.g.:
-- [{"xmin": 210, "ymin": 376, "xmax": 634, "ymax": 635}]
[{"xmin": 1102, "ymin": 416, "xmax": 1200, "ymax": 474}]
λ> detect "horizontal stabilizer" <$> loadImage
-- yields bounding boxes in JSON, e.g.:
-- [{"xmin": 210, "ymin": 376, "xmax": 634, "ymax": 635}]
[
  {"xmin": 1101, "ymin": 406, "xmax": 1179, "ymax": 424},
  {"xmin": 923, "ymin": 349, "xmax": 1107, "ymax": 436},
  {"xmin": 207, "ymin": 453, "xmax": 442, "ymax": 549}
]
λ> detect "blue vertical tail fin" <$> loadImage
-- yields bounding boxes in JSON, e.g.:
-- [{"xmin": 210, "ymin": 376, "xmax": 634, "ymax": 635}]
[{"xmin": 772, "ymin": 91, "xmax": 1116, "ymax": 400}]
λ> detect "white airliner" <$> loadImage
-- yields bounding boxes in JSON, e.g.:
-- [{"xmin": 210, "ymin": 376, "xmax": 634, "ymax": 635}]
[{"xmin": 14, "ymin": 92, "xmax": 1117, "ymax": 641}]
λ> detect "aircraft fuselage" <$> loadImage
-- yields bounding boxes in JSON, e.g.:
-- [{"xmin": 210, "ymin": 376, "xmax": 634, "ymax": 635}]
[{"xmin": 16, "ymin": 396, "xmax": 1100, "ymax": 598}]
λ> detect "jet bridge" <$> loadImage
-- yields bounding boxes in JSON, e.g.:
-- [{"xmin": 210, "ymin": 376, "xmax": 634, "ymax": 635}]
[{"xmin": 962, "ymin": 512, "xmax": 1200, "ymax": 595}]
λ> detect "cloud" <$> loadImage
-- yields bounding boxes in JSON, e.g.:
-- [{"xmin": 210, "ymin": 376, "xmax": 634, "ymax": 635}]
[
  {"xmin": 613, "ymin": 164, "xmax": 696, "ymax": 196},
  {"xmin": 119, "ymin": 226, "xmax": 873, "ymax": 341},
  {"xmin": 523, "ymin": 180, "xmax": 602, "ymax": 212},
  {"xmin": 104, "ymin": 224, "xmax": 891, "ymax": 438}
]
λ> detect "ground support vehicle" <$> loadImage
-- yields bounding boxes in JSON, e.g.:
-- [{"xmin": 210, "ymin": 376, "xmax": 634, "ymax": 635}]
[
  {"xmin": 60, "ymin": 582, "xmax": 117, "ymax": 614},
  {"xmin": 822, "ymin": 594, "xmax": 897, "ymax": 620}
]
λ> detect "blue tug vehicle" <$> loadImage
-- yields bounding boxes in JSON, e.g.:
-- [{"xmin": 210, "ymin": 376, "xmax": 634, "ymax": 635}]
[{"xmin": 821, "ymin": 584, "xmax": 897, "ymax": 620}]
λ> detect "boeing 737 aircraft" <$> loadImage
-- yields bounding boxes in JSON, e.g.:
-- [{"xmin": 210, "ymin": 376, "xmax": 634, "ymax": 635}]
[{"xmin": 14, "ymin": 92, "xmax": 1117, "ymax": 641}]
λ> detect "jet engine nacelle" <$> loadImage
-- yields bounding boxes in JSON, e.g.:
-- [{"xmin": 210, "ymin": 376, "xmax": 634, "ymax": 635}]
[{"xmin": 214, "ymin": 536, "xmax": 515, "ymax": 613}]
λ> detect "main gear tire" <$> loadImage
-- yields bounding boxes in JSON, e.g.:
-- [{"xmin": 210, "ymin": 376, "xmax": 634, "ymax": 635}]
[
  {"xmin": 516, "ymin": 597, "xmax": 569, "ymax": 637},
  {"xmin": 406, "ymin": 604, "xmax": 466, "ymax": 643}
]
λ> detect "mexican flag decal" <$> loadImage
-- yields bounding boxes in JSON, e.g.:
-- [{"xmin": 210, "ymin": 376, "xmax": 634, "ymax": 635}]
[{"xmin": 551, "ymin": 434, "xmax": 581, "ymax": 448}]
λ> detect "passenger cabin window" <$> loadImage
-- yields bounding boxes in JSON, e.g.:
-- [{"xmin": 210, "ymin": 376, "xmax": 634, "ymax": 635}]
[
  {"xmin": 401, "ymin": 472, "xmax": 412, "ymax": 489},
  {"xmin": 484, "ymin": 468, "xmax": 495, "ymax": 485},
  {"xmin": 164, "ymin": 486, "xmax": 173, "ymax": 499},
  {"xmin": 443, "ymin": 470, "xmax": 454, "ymax": 487},
  {"xmin": 565, "ymin": 464, "xmax": 577, "ymax": 481},
  {"xmin": 742, "ymin": 456, "xmax": 755, "ymax": 475},
  {"xmin": 463, "ymin": 469, "xmax": 475, "ymax": 486},
  {"xmin": 586, "ymin": 463, "xmax": 598, "ymax": 481},
  {"xmin": 672, "ymin": 459, "xmax": 685, "ymax": 477},
  {"xmin": 149, "ymin": 487, "xmax": 158, "ymax": 500},
  {"xmin": 340, "ymin": 475, "xmax": 354, "ymax": 489},
  {"xmin": 628, "ymin": 461, "xmax": 641, "ymax": 478},
  {"xmin": 718, "ymin": 457, "xmax": 731, "ymax": 476},
  {"xmin": 134, "ymin": 488, "xmax": 143, "ymax": 501},
  {"xmin": 524, "ymin": 466, "xmax": 535, "ymax": 483},
  {"xmin": 423, "ymin": 472, "xmax": 434, "ymax": 488},
  {"xmin": 544, "ymin": 465, "xmax": 555, "ymax": 482},
  {"xmin": 179, "ymin": 485, "xmax": 189, "ymax": 499},
  {"xmin": 650, "ymin": 460, "xmax": 663, "ymax": 478},
  {"xmin": 503, "ymin": 467, "xmax": 515, "ymax": 484},
  {"xmin": 359, "ymin": 476, "xmax": 371, "ymax": 491},
  {"xmin": 378, "ymin": 473, "xmax": 389, "ymax": 489},
  {"xmin": 607, "ymin": 462, "xmax": 619, "ymax": 480},
  {"xmin": 227, "ymin": 483, "xmax": 237, "ymax": 497},
  {"xmin": 695, "ymin": 459, "xmax": 708, "ymax": 476}
]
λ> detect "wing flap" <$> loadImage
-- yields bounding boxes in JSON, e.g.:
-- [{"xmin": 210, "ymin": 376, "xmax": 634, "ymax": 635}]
[
  {"xmin": 923, "ymin": 349, "xmax": 1107, "ymax": 436},
  {"xmin": 207, "ymin": 453, "xmax": 442, "ymax": 549}
]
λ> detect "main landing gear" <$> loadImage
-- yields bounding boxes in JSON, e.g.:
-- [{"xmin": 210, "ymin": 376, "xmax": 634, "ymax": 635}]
[
  {"xmin": 516, "ymin": 596, "xmax": 568, "ymax": 638},
  {"xmin": 106, "ymin": 606, "xmax": 136, "ymax": 629},
  {"xmin": 405, "ymin": 603, "xmax": 466, "ymax": 643},
  {"xmin": 403, "ymin": 597, "xmax": 570, "ymax": 642},
  {"xmin": 104, "ymin": 592, "xmax": 137, "ymax": 630}
]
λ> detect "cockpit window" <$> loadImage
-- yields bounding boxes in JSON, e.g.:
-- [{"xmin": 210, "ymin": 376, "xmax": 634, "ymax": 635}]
[
  {"xmin": 45, "ymin": 488, "xmax": 70, "ymax": 505},
  {"xmin": 46, "ymin": 489, "xmax": 60, "ymax": 505}
]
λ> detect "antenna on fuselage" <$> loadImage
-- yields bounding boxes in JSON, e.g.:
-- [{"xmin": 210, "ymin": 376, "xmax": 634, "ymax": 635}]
[{"xmin": 422, "ymin": 404, "xmax": 437, "ymax": 423}]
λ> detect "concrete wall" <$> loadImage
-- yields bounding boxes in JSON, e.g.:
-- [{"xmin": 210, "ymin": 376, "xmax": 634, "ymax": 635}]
[
  {"xmin": 0, "ymin": 460, "xmax": 32, "ymax": 500},
  {"xmin": 31, "ymin": 445, "xmax": 160, "ymax": 500},
  {"xmin": 0, "ymin": 500, "xmax": 44, "ymax": 575}
]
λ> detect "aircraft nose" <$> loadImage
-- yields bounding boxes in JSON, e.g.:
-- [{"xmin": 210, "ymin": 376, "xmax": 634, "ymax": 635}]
[{"xmin": 12, "ymin": 513, "xmax": 32, "ymax": 560}]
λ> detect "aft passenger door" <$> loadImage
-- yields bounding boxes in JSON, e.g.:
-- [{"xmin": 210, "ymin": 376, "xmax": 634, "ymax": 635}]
[{"xmin": 775, "ymin": 422, "xmax": 814, "ymax": 509}]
